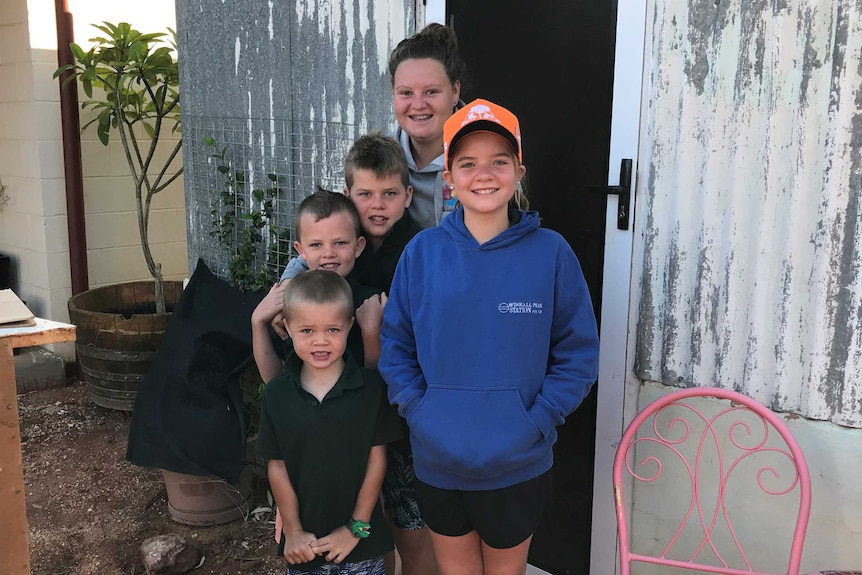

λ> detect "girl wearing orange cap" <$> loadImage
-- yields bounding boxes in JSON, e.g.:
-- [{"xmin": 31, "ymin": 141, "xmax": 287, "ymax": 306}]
[{"xmin": 379, "ymin": 99, "xmax": 600, "ymax": 574}]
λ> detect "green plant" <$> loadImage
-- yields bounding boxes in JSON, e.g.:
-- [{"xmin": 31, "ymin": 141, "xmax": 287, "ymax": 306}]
[
  {"xmin": 54, "ymin": 22, "xmax": 181, "ymax": 314},
  {"xmin": 204, "ymin": 136, "xmax": 290, "ymax": 291}
]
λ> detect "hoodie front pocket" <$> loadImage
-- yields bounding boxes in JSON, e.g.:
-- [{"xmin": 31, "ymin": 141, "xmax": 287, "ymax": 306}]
[{"xmin": 408, "ymin": 386, "xmax": 543, "ymax": 479}]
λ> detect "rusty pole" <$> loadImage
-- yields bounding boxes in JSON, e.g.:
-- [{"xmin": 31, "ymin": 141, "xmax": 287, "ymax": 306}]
[{"xmin": 55, "ymin": 0, "xmax": 88, "ymax": 294}]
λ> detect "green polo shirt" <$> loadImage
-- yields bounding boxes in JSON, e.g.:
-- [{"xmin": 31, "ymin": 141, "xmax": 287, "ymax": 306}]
[{"xmin": 256, "ymin": 352, "xmax": 402, "ymax": 569}]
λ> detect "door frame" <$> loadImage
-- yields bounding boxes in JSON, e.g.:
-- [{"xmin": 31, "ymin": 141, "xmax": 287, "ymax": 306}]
[
  {"xmin": 423, "ymin": 0, "xmax": 446, "ymax": 27},
  {"xmin": 422, "ymin": 2, "xmax": 648, "ymax": 574},
  {"xmin": 589, "ymin": 2, "xmax": 648, "ymax": 575}
]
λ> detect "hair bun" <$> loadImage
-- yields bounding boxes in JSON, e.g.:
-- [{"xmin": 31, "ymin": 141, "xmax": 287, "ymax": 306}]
[
  {"xmin": 420, "ymin": 23, "xmax": 458, "ymax": 49},
  {"xmin": 388, "ymin": 23, "xmax": 466, "ymax": 85}
]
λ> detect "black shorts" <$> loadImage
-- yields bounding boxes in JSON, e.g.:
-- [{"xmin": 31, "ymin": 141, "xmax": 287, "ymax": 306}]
[{"xmin": 415, "ymin": 471, "xmax": 550, "ymax": 549}]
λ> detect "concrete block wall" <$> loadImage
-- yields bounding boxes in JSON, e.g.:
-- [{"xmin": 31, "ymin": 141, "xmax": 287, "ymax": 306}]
[
  {"xmin": 78, "ymin": 117, "xmax": 187, "ymax": 288},
  {"xmin": 0, "ymin": 0, "xmax": 71, "ymax": 329}
]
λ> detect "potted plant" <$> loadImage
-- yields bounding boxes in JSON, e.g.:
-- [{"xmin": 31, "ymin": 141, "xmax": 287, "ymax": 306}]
[{"xmin": 56, "ymin": 22, "xmax": 184, "ymax": 410}]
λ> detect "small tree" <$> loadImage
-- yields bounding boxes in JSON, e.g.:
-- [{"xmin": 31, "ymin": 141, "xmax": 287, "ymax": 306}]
[{"xmin": 55, "ymin": 22, "xmax": 182, "ymax": 314}]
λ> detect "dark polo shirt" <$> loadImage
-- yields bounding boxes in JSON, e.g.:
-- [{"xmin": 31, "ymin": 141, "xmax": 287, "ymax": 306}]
[
  {"xmin": 256, "ymin": 352, "xmax": 402, "ymax": 569},
  {"xmin": 345, "ymin": 272, "xmax": 381, "ymax": 363},
  {"xmin": 354, "ymin": 211, "xmax": 424, "ymax": 293}
]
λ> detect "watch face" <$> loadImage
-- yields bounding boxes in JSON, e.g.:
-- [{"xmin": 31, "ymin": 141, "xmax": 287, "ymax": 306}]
[{"xmin": 349, "ymin": 519, "xmax": 371, "ymax": 538}]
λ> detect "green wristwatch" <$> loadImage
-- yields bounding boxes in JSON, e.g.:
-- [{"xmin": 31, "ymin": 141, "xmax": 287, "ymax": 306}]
[{"xmin": 347, "ymin": 517, "xmax": 371, "ymax": 539}]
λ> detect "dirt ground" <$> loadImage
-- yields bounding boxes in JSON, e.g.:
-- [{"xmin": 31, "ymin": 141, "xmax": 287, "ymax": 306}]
[{"xmin": 20, "ymin": 376, "xmax": 285, "ymax": 575}]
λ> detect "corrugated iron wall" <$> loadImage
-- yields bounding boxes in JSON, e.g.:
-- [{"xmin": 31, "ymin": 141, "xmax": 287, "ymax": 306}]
[
  {"xmin": 634, "ymin": 1, "xmax": 862, "ymax": 427},
  {"xmin": 176, "ymin": 0, "xmax": 414, "ymax": 278}
]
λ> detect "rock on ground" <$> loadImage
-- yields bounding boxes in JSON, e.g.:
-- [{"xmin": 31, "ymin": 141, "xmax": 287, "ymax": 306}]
[{"xmin": 141, "ymin": 534, "xmax": 203, "ymax": 574}]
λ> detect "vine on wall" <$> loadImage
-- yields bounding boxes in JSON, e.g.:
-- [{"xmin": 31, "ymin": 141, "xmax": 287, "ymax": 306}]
[{"xmin": 204, "ymin": 136, "xmax": 291, "ymax": 291}]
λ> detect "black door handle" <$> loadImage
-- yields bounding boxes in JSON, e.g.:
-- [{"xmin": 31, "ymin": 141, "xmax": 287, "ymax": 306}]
[{"xmin": 588, "ymin": 159, "xmax": 632, "ymax": 230}]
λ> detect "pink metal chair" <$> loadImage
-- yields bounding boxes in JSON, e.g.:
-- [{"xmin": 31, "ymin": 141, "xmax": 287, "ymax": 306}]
[{"xmin": 613, "ymin": 387, "xmax": 812, "ymax": 575}]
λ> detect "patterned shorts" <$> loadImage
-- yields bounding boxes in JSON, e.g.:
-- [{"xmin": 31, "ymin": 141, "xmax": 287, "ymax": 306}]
[
  {"xmin": 381, "ymin": 438, "xmax": 425, "ymax": 530},
  {"xmin": 286, "ymin": 556, "xmax": 385, "ymax": 575}
]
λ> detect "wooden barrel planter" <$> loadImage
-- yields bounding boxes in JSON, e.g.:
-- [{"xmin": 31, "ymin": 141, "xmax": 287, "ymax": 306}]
[{"xmin": 67, "ymin": 281, "xmax": 183, "ymax": 410}]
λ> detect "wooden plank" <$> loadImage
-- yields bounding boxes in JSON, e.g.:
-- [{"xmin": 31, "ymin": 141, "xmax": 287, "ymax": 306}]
[
  {"xmin": 0, "ymin": 341, "xmax": 30, "ymax": 575},
  {"xmin": 0, "ymin": 318, "xmax": 76, "ymax": 575},
  {"xmin": 0, "ymin": 318, "xmax": 76, "ymax": 348}
]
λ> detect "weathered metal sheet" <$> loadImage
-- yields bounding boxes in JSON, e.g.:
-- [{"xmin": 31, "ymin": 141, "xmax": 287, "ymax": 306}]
[
  {"xmin": 175, "ymin": 0, "xmax": 414, "ymax": 278},
  {"xmin": 634, "ymin": 1, "xmax": 862, "ymax": 427}
]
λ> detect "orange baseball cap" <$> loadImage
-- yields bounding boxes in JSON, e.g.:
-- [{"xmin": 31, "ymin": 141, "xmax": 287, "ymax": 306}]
[{"xmin": 443, "ymin": 98, "xmax": 522, "ymax": 169}]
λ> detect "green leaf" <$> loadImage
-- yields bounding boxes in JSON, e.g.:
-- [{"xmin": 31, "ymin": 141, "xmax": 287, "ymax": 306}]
[
  {"xmin": 70, "ymin": 42, "xmax": 86, "ymax": 62},
  {"xmin": 203, "ymin": 135, "xmax": 215, "ymax": 147},
  {"xmin": 136, "ymin": 32, "xmax": 166, "ymax": 43},
  {"xmin": 52, "ymin": 64, "xmax": 73, "ymax": 79},
  {"xmin": 128, "ymin": 41, "xmax": 142, "ymax": 62},
  {"xmin": 91, "ymin": 23, "xmax": 113, "ymax": 36},
  {"xmin": 267, "ymin": 173, "xmax": 277, "ymax": 182},
  {"xmin": 155, "ymin": 84, "xmax": 167, "ymax": 105},
  {"xmin": 142, "ymin": 121, "xmax": 155, "ymax": 139},
  {"xmin": 252, "ymin": 188, "xmax": 264, "ymax": 203},
  {"xmin": 217, "ymin": 165, "xmax": 229, "ymax": 174},
  {"xmin": 151, "ymin": 46, "xmax": 172, "ymax": 60},
  {"xmin": 97, "ymin": 114, "xmax": 110, "ymax": 145}
]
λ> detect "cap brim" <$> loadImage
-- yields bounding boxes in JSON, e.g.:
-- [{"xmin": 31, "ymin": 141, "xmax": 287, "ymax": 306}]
[{"xmin": 448, "ymin": 121, "xmax": 520, "ymax": 168}]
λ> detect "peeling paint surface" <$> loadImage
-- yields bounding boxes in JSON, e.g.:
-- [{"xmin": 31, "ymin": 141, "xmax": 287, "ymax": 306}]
[
  {"xmin": 634, "ymin": 1, "xmax": 862, "ymax": 427},
  {"xmin": 176, "ymin": 0, "xmax": 413, "ymax": 277}
]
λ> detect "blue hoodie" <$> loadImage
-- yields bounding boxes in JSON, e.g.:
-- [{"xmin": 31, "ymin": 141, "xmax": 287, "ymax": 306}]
[{"xmin": 379, "ymin": 207, "xmax": 600, "ymax": 490}]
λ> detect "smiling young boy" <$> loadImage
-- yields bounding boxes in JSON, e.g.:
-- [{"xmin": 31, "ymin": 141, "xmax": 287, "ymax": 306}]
[
  {"xmin": 256, "ymin": 270, "xmax": 402, "ymax": 574},
  {"xmin": 343, "ymin": 132, "xmax": 423, "ymax": 291},
  {"xmin": 252, "ymin": 189, "xmax": 381, "ymax": 384},
  {"xmin": 278, "ymin": 132, "xmax": 422, "ymax": 292}
]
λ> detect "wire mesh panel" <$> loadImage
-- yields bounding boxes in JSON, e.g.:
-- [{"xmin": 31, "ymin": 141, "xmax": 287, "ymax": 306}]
[{"xmin": 184, "ymin": 116, "xmax": 355, "ymax": 289}]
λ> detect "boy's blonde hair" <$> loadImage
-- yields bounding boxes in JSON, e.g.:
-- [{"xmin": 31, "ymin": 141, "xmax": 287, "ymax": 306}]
[
  {"xmin": 295, "ymin": 187, "xmax": 362, "ymax": 241},
  {"xmin": 282, "ymin": 269, "xmax": 353, "ymax": 322},
  {"xmin": 344, "ymin": 132, "xmax": 410, "ymax": 189}
]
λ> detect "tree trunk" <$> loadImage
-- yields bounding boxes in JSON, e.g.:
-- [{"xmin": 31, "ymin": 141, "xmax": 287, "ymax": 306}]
[{"xmin": 154, "ymin": 272, "xmax": 165, "ymax": 315}]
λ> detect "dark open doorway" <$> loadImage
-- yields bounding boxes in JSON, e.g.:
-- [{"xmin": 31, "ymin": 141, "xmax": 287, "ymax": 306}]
[{"xmin": 448, "ymin": 2, "xmax": 617, "ymax": 572}]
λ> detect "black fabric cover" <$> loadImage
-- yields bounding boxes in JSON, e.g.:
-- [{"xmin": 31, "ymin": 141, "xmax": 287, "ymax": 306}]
[{"xmin": 126, "ymin": 258, "xmax": 266, "ymax": 483}]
